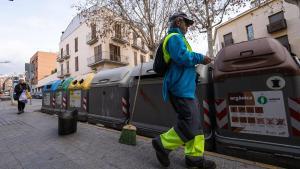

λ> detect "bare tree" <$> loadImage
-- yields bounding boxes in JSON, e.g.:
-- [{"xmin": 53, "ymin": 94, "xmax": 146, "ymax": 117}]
[
  {"xmin": 74, "ymin": 0, "xmax": 183, "ymax": 53},
  {"xmin": 183, "ymin": 0, "xmax": 250, "ymax": 57}
]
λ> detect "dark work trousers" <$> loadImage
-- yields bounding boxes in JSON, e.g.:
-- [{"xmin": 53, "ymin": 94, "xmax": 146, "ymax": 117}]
[
  {"xmin": 18, "ymin": 101, "xmax": 26, "ymax": 112},
  {"xmin": 169, "ymin": 93, "xmax": 203, "ymax": 143}
]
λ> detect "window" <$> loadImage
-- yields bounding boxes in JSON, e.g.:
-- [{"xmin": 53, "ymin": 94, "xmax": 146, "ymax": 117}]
[
  {"xmin": 133, "ymin": 33, "xmax": 137, "ymax": 45},
  {"xmin": 75, "ymin": 37, "xmax": 78, "ymax": 52},
  {"xmin": 276, "ymin": 35, "xmax": 291, "ymax": 52},
  {"xmin": 140, "ymin": 55, "xmax": 146, "ymax": 63},
  {"xmin": 141, "ymin": 41, "xmax": 145, "ymax": 50},
  {"xmin": 114, "ymin": 23, "xmax": 122, "ymax": 38},
  {"xmin": 75, "ymin": 57, "xmax": 79, "ymax": 72},
  {"xmin": 223, "ymin": 33, "xmax": 233, "ymax": 46},
  {"xmin": 109, "ymin": 44, "xmax": 121, "ymax": 62},
  {"xmin": 134, "ymin": 52, "xmax": 137, "ymax": 66},
  {"xmin": 91, "ymin": 24, "xmax": 97, "ymax": 37},
  {"xmin": 269, "ymin": 11, "xmax": 284, "ymax": 23},
  {"xmin": 94, "ymin": 45, "xmax": 102, "ymax": 62},
  {"xmin": 60, "ymin": 64, "xmax": 63, "ymax": 75},
  {"xmin": 246, "ymin": 24, "xmax": 254, "ymax": 41},
  {"xmin": 66, "ymin": 44, "xmax": 69, "ymax": 55},
  {"xmin": 66, "ymin": 61, "xmax": 69, "ymax": 73},
  {"xmin": 60, "ymin": 48, "xmax": 63, "ymax": 57}
]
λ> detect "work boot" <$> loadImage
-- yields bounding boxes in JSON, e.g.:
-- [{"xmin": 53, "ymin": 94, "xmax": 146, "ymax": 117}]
[
  {"xmin": 185, "ymin": 156, "xmax": 216, "ymax": 169},
  {"xmin": 152, "ymin": 137, "xmax": 170, "ymax": 167}
]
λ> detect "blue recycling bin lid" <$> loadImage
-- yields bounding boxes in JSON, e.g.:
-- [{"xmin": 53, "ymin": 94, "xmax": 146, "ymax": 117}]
[
  {"xmin": 50, "ymin": 80, "xmax": 62, "ymax": 92},
  {"xmin": 43, "ymin": 81, "xmax": 54, "ymax": 92},
  {"xmin": 42, "ymin": 80, "xmax": 61, "ymax": 92}
]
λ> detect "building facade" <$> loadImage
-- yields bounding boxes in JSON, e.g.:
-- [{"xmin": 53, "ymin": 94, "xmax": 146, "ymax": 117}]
[
  {"xmin": 214, "ymin": 0, "xmax": 300, "ymax": 57},
  {"xmin": 57, "ymin": 14, "xmax": 151, "ymax": 79},
  {"xmin": 29, "ymin": 51, "xmax": 57, "ymax": 85}
]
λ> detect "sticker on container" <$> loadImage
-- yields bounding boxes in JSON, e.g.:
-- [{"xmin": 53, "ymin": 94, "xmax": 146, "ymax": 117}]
[
  {"xmin": 43, "ymin": 93, "xmax": 51, "ymax": 106},
  {"xmin": 69, "ymin": 90, "xmax": 81, "ymax": 108},
  {"xmin": 228, "ymin": 91, "xmax": 289, "ymax": 137},
  {"xmin": 266, "ymin": 76, "xmax": 285, "ymax": 90}
]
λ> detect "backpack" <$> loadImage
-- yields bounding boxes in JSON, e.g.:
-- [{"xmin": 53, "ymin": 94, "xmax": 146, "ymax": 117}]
[{"xmin": 153, "ymin": 33, "xmax": 179, "ymax": 76}]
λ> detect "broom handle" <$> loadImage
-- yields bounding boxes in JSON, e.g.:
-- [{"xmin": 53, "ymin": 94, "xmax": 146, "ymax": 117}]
[{"xmin": 129, "ymin": 62, "xmax": 143, "ymax": 124}]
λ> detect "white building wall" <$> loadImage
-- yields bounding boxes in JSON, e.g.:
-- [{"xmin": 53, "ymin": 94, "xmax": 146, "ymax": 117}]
[
  {"xmin": 57, "ymin": 14, "xmax": 151, "ymax": 79},
  {"xmin": 214, "ymin": 0, "xmax": 300, "ymax": 56}
]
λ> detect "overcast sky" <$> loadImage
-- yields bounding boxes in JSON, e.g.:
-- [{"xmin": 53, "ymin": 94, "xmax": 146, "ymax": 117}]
[{"xmin": 0, "ymin": 0, "xmax": 78, "ymax": 75}]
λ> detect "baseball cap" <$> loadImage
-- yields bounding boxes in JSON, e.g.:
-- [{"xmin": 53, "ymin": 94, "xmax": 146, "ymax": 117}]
[{"xmin": 169, "ymin": 12, "xmax": 194, "ymax": 26}]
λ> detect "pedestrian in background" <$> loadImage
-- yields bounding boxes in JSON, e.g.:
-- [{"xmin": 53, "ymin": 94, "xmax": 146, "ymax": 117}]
[
  {"xmin": 152, "ymin": 12, "xmax": 216, "ymax": 169},
  {"xmin": 14, "ymin": 79, "xmax": 30, "ymax": 114}
]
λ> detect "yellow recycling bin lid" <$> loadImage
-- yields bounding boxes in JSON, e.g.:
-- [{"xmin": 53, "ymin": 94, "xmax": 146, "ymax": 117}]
[{"xmin": 68, "ymin": 73, "xmax": 95, "ymax": 90}]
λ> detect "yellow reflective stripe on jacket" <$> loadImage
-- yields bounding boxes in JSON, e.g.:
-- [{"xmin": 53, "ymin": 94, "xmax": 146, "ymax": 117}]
[{"xmin": 162, "ymin": 33, "xmax": 192, "ymax": 63}]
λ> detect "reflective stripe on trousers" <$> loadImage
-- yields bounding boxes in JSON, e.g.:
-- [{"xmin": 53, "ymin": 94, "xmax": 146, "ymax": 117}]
[{"xmin": 160, "ymin": 94, "xmax": 205, "ymax": 157}]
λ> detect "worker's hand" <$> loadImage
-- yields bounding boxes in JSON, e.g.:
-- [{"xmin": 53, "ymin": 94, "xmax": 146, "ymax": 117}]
[{"xmin": 203, "ymin": 56, "xmax": 213, "ymax": 65}]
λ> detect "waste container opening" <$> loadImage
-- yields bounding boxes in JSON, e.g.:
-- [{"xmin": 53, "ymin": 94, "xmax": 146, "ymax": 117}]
[
  {"xmin": 79, "ymin": 79, "xmax": 84, "ymax": 84},
  {"xmin": 58, "ymin": 109, "xmax": 78, "ymax": 135}
]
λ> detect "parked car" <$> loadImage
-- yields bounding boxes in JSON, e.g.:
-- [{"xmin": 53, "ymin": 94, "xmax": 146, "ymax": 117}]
[{"xmin": 33, "ymin": 92, "xmax": 42, "ymax": 99}]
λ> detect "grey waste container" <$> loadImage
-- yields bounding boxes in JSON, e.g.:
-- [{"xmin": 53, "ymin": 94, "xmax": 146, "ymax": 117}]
[
  {"xmin": 88, "ymin": 66, "xmax": 131, "ymax": 130},
  {"xmin": 58, "ymin": 109, "xmax": 78, "ymax": 135},
  {"xmin": 213, "ymin": 38, "xmax": 300, "ymax": 168},
  {"xmin": 129, "ymin": 61, "xmax": 176, "ymax": 137},
  {"xmin": 129, "ymin": 61, "xmax": 215, "ymax": 150},
  {"xmin": 196, "ymin": 64, "xmax": 216, "ymax": 150}
]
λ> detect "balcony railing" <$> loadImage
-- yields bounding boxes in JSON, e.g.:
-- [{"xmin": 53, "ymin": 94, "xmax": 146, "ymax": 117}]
[
  {"xmin": 267, "ymin": 19, "xmax": 287, "ymax": 34},
  {"xmin": 111, "ymin": 34, "xmax": 128, "ymax": 44},
  {"xmin": 87, "ymin": 51, "xmax": 129, "ymax": 67},
  {"xmin": 57, "ymin": 71, "xmax": 64, "ymax": 78},
  {"xmin": 56, "ymin": 55, "xmax": 64, "ymax": 62},
  {"xmin": 63, "ymin": 52, "xmax": 70, "ymax": 59},
  {"xmin": 86, "ymin": 33, "xmax": 98, "ymax": 45},
  {"xmin": 131, "ymin": 42, "xmax": 140, "ymax": 50}
]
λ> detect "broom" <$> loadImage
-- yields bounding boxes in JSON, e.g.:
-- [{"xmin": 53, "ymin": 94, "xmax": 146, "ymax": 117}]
[{"xmin": 119, "ymin": 62, "xmax": 143, "ymax": 145}]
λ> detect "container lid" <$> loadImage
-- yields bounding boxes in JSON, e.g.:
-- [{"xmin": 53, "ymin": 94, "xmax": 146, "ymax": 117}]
[
  {"xmin": 57, "ymin": 77, "xmax": 74, "ymax": 91},
  {"xmin": 80, "ymin": 73, "xmax": 94, "ymax": 90},
  {"xmin": 130, "ymin": 61, "xmax": 156, "ymax": 77},
  {"xmin": 92, "ymin": 66, "xmax": 131, "ymax": 85},
  {"xmin": 213, "ymin": 38, "xmax": 300, "ymax": 80},
  {"xmin": 69, "ymin": 73, "xmax": 95, "ymax": 90},
  {"xmin": 42, "ymin": 81, "xmax": 54, "ymax": 92},
  {"xmin": 50, "ymin": 80, "xmax": 62, "ymax": 92}
]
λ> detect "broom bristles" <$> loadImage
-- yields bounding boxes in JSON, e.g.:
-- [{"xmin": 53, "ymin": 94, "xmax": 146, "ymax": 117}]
[{"xmin": 119, "ymin": 124, "xmax": 137, "ymax": 145}]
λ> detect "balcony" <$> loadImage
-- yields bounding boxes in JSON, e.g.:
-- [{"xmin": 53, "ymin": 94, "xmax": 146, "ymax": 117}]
[
  {"xmin": 87, "ymin": 51, "xmax": 129, "ymax": 67},
  {"xmin": 131, "ymin": 42, "xmax": 140, "ymax": 50},
  {"xmin": 63, "ymin": 52, "xmax": 70, "ymax": 59},
  {"xmin": 267, "ymin": 19, "xmax": 287, "ymax": 34},
  {"xmin": 56, "ymin": 55, "xmax": 64, "ymax": 62},
  {"xmin": 86, "ymin": 33, "xmax": 98, "ymax": 45},
  {"xmin": 57, "ymin": 71, "xmax": 64, "ymax": 78},
  {"xmin": 140, "ymin": 47, "xmax": 148, "ymax": 54},
  {"xmin": 111, "ymin": 34, "xmax": 128, "ymax": 44},
  {"xmin": 131, "ymin": 42, "xmax": 148, "ymax": 54}
]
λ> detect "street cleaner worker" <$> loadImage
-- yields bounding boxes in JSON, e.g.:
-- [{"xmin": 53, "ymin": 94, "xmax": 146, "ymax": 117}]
[{"xmin": 152, "ymin": 12, "xmax": 216, "ymax": 169}]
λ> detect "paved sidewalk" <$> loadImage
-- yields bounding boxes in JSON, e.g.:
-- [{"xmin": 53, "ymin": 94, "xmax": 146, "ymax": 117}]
[{"xmin": 0, "ymin": 100, "xmax": 280, "ymax": 169}]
